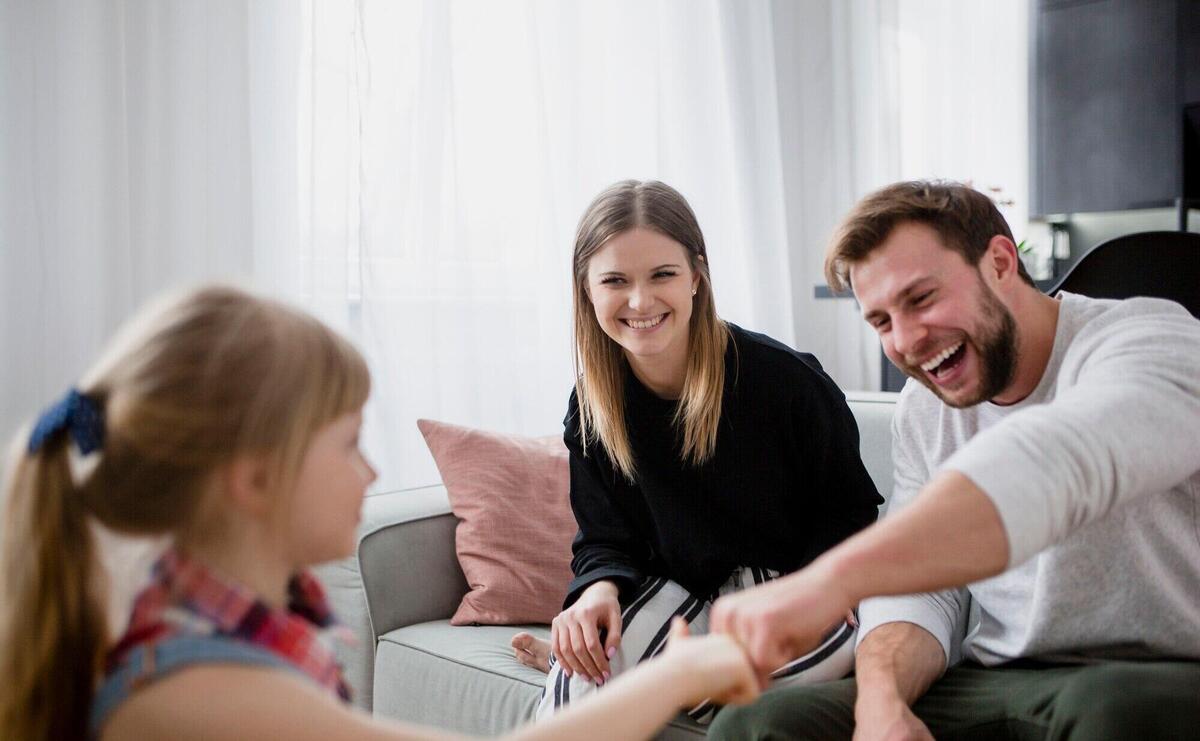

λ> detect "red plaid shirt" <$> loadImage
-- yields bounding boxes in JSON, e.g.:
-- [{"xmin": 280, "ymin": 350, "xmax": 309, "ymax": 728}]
[{"xmin": 108, "ymin": 548, "xmax": 353, "ymax": 702}]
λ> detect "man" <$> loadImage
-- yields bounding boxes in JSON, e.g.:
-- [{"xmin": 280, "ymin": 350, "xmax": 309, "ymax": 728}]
[{"xmin": 707, "ymin": 181, "xmax": 1200, "ymax": 740}]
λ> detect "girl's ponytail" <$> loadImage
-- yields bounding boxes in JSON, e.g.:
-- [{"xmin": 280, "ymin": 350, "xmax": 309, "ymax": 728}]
[
  {"xmin": 0, "ymin": 284, "xmax": 370, "ymax": 740},
  {"xmin": 0, "ymin": 432, "xmax": 107, "ymax": 741}
]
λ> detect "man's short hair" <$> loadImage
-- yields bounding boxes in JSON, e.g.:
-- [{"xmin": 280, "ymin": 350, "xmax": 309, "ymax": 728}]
[{"xmin": 824, "ymin": 180, "xmax": 1034, "ymax": 292}]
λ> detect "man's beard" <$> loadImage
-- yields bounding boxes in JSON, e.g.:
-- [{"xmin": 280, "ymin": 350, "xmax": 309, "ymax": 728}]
[{"xmin": 902, "ymin": 281, "xmax": 1018, "ymax": 408}]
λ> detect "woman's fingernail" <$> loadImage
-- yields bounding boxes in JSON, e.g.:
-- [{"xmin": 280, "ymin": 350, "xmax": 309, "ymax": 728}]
[
  {"xmin": 607, "ymin": 646, "xmax": 617, "ymax": 659},
  {"xmin": 603, "ymin": 671, "xmax": 611, "ymax": 682}
]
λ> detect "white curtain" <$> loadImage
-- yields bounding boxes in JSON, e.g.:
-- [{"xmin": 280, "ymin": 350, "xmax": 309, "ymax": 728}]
[
  {"xmin": 891, "ymin": 0, "xmax": 1029, "ymax": 235},
  {"xmin": 771, "ymin": 0, "xmax": 901, "ymax": 392},
  {"xmin": 1, "ymin": 0, "xmax": 799, "ymax": 493},
  {"xmin": 773, "ymin": 0, "xmax": 1029, "ymax": 393},
  {"xmin": 1, "ymin": 1, "xmax": 265, "ymax": 444},
  {"xmin": 1, "ymin": 0, "xmax": 1027, "ymax": 491},
  {"xmin": 303, "ymin": 0, "xmax": 803, "ymax": 490},
  {"xmin": 0, "ymin": 0, "xmax": 297, "ymax": 633}
]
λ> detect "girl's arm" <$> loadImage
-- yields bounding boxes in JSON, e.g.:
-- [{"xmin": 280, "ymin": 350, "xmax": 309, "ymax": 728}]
[
  {"xmin": 102, "ymin": 622, "xmax": 758, "ymax": 741},
  {"xmin": 512, "ymin": 623, "xmax": 757, "ymax": 741},
  {"xmin": 101, "ymin": 664, "xmax": 464, "ymax": 741}
]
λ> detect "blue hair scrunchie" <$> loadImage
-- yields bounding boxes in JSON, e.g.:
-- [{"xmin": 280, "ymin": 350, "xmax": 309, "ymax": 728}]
[{"xmin": 27, "ymin": 389, "xmax": 106, "ymax": 455}]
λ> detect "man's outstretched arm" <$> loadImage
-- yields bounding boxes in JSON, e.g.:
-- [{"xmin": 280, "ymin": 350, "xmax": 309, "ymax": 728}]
[{"xmin": 710, "ymin": 470, "xmax": 1006, "ymax": 680}]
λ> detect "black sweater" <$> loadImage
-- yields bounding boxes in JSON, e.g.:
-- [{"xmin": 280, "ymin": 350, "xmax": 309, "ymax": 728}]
[{"xmin": 564, "ymin": 324, "xmax": 883, "ymax": 607}]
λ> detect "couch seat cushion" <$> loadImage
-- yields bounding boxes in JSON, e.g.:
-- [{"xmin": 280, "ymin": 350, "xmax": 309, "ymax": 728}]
[{"xmin": 374, "ymin": 620, "xmax": 706, "ymax": 739}]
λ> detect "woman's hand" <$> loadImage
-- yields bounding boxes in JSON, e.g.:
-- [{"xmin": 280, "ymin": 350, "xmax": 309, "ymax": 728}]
[
  {"xmin": 661, "ymin": 618, "xmax": 760, "ymax": 707},
  {"xmin": 550, "ymin": 580, "xmax": 623, "ymax": 683}
]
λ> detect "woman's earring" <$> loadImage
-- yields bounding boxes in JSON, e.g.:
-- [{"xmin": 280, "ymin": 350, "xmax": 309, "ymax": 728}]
[{"xmin": 692, "ymin": 288, "xmax": 698, "ymax": 296}]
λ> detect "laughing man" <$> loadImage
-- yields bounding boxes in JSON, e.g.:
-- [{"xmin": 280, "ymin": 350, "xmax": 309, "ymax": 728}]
[{"xmin": 708, "ymin": 181, "xmax": 1200, "ymax": 740}]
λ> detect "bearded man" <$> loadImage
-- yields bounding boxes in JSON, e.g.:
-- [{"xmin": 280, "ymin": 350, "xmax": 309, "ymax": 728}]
[{"xmin": 708, "ymin": 181, "xmax": 1200, "ymax": 740}]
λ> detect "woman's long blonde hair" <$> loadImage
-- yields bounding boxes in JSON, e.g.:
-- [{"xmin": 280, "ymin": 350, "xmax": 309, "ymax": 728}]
[
  {"xmin": 0, "ymin": 285, "xmax": 370, "ymax": 741},
  {"xmin": 572, "ymin": 180, "xmax": 730, "ymax": 480}
]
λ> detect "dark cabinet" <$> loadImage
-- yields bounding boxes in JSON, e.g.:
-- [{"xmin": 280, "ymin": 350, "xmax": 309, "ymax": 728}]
[{"xmin": 1031, "ymin": 0, "xmax": 1200, "ymax": 216}]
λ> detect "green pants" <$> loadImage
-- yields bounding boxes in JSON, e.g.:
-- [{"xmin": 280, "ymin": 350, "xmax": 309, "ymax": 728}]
[{"xmin": 708, "ymin": 660, "xmax": 1200, "ymax": 740}]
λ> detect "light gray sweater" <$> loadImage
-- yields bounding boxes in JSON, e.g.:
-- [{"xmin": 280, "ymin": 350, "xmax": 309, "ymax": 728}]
[{"xmin": 858, "ymin": 292, "xmax": 1200, "ymax": 666}]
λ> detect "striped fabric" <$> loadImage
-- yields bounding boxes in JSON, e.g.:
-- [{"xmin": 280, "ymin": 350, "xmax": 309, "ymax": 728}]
[
  {"xmin": 107, "ymin": 548, "xmax": 353, "ymax": 702},
  {"xmin": 537, "ymin": 567, "xmax": 856, "ymax": 725}
]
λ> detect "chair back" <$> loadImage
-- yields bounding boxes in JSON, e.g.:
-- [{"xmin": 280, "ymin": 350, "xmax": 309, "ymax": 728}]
[{"xmin": 1047, "ymin": 231, "xmax": 1200, "ymax": 318}]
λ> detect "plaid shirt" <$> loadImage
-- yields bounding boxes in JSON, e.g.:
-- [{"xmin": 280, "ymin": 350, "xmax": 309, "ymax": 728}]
[{"xmin": 108, "ymin": 548, "xmax": 353, "ymax": 702}]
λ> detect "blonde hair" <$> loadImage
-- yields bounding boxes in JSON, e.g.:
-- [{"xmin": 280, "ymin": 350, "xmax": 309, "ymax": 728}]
[
  {"xmin": 572, "ymin": 180, "xmax": 729, "ymax": 480},
  {"xmin": 0, "ymin": 285, "xmax": 370, "ymax": 741}
]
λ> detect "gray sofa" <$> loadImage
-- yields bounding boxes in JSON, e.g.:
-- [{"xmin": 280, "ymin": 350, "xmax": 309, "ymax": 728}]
[{"xmin": 316, "ymin": 391, "xmax": 899, "ymax": 738}]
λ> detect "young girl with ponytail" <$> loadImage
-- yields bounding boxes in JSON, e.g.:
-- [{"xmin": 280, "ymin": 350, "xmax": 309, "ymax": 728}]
[{"xmin": 0, "ymin": 285, "xmax": 757, "ymax": 741}]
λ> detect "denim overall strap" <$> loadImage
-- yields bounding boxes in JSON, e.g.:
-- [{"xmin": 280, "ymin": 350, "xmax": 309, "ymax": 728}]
[{"xmin": 89, "ymin": 635, "xmax": 298, "ymax": 739}]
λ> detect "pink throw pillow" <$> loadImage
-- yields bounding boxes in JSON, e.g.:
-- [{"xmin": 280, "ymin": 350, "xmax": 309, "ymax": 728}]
[{"xmin": 417, "ymin": 419, "xmax": 576, "ymax": 625}]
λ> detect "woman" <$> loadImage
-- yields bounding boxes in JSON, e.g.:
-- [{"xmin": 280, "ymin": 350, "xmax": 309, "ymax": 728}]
[
  {"xmin": 513, "ymin": 180, "xmax": 883, "ymax": 724},
  {"xmin": 0, "ymin": 285, "xmax": 758, "ymax": 741}
]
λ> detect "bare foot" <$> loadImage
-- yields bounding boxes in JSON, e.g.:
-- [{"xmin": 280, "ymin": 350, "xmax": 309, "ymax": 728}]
[{"xmin": 511, "ymin": 631, "xmax": 552, "ymax": 673}]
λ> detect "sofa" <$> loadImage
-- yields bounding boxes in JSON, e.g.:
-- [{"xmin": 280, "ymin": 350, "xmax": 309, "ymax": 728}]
[{"xmin": 315, "ymin": 391, "xmax": 899, "ymax": 738}]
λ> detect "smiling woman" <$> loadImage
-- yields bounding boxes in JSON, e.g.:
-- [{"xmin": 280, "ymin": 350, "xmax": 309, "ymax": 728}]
[
  {"xmin": 587, "ymin": 227, "xmax": 700, "ymax": 388},
  {"xmin": 512, "ymin": 180, "xmax": 885, "ymax": 726},
  {"xmin": 570, "ymin": 182, "xmax": 727, "ymax": 479}
]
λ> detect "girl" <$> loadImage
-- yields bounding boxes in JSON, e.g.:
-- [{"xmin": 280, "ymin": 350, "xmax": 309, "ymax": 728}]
[
  {"xmin": 0, "ymin": 285, "xmax": 758, "ymax": 741},
  {"xmin": 512, "ymin": 181, "xmax": 883, "ymax": 724}
]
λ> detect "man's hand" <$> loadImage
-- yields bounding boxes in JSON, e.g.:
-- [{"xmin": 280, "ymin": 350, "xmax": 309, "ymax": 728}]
[
  {"xmin": 709, "ymin": 563, "xmax": 851, "ymax": 682},
  {"xmin": 661, "ymin": 618, "xmax": 761, "ymax": 707}
]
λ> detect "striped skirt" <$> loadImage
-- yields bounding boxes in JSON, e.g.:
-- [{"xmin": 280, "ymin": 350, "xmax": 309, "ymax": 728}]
[{"xmin": 535, "ymin": 567, "xmax": 856, "ymax": 725}]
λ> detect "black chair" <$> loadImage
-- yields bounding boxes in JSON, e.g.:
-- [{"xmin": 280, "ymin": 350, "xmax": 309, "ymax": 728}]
[{"xmin": 1047, "ymin": 231, "xmax": 1200, "ymax": 318}]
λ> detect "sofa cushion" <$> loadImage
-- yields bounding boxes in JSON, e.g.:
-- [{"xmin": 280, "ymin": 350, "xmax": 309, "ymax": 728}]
[
  {"xmin": 846, "ymin": 392, "xmax": 897, "ymax": 510},
  {"xmin": 374, "ymin": 621, "xmax": 706, "ymax": 739},
  {"xmin": 374, "ymin": 622, "xmax": 547, "ymax": 734},
  {"xmin": 418, "ymin": 419, "xmax": 576, "ymax": 625}
]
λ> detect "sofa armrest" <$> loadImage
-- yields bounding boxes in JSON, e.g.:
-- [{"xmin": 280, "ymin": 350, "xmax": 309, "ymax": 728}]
[
  {"xmin": 321, "ymin": 484, "xmax": 466, "ymax": 711},
  {"xmin": 358, "ymin": 484, "xmax": 469, "ymax": 641}
]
